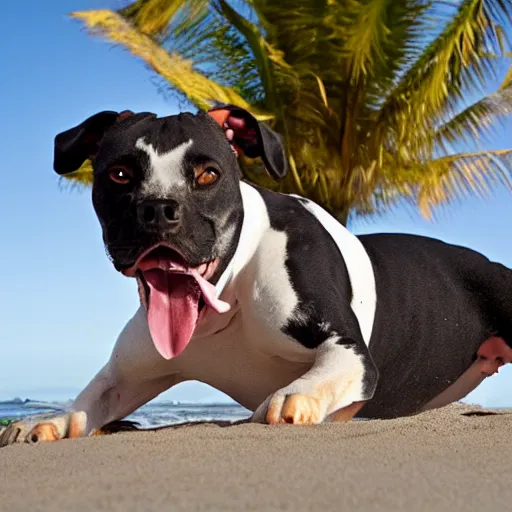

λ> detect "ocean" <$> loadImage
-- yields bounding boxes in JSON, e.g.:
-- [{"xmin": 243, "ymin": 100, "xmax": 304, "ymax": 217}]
[{"xmin": 0, "ymin": 399, "xmax": 252, "ymax": 429}]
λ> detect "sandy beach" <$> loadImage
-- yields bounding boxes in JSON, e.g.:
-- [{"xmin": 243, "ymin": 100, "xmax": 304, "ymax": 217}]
[{"xmin": 1, "ymin": 403, "xmax": 510, "ymax": 511}]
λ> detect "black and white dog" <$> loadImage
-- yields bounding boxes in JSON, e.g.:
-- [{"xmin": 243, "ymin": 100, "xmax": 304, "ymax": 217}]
[{"xmin": 1, "ymin": 105, "xmax": 511, "ymax": 446}]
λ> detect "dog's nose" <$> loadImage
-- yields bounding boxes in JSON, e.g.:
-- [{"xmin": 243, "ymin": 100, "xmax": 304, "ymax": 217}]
[{"xmin": 137, "ymin": 200, "xmax": 181, "ymax": 231}]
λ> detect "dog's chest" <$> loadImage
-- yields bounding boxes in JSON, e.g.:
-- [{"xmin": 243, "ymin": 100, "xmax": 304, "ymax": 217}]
[{"xmin": 178, "ymin": 309, "xmax": 313, "ymax": 411}]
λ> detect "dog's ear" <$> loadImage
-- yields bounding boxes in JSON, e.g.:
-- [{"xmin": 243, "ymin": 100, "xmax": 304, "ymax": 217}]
[
  {"xmin": 208, "ymin": 104, "xmax": 288, "ymax": 180},
  {"xmin": 53, "ymin": 110, "xmax": 134, "ymax": 175}
]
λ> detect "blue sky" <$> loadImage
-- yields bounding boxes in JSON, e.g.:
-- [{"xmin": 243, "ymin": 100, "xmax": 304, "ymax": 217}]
[{"xmin": 0, "ymin": 1, "xmax": 511, "ymax": 407}]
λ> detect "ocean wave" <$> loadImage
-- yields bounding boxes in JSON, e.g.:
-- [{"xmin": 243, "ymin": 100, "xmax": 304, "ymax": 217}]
[{"xmin": 0, "ymin": 399, "xmax": 251, "ymax": 427}]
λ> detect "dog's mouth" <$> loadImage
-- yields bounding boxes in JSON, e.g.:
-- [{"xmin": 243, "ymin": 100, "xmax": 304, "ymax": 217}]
[{"xmin": 122, "ymin": 244, "xmax": 231, "ymax": 360}]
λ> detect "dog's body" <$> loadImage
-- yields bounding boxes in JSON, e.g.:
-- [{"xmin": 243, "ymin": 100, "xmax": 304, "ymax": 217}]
[{"xmin": 2, "ymin": 106, "xmax": 511, "ymax": 445}]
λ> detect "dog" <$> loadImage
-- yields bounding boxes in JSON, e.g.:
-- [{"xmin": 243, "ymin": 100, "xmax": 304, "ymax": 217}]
[{"xmin": 1, "ymin": 104, "xmax": 511, "ymax": 446}]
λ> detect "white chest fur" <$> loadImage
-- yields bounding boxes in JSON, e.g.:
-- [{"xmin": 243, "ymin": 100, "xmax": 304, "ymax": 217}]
[{"xmin": 177, "ymin": 310, "xmax": 312, "ymax": 410}]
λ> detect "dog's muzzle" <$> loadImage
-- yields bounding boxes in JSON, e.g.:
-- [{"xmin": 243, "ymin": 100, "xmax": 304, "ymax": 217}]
[{"xmin": 123, "ymin": 244, "xmax": 230, "ymax": 360}]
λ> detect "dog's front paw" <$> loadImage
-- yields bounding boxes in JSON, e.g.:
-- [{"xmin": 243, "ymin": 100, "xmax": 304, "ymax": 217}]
[
  {"xmin": 252, "ymin": 393, "xmax": 326, "ymax": 425},
  {"xmin": 0, "ymin": 412, "xmax": 86, "ymax": 447}
]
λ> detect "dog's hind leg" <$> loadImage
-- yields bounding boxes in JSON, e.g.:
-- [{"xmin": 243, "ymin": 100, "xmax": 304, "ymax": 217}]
[
  {"xmin": 0, "ymin": 307, "xmax": 180, "ymax": 447},
  {"xmin": 471, "ymin": 261, "xmax": 512, "ymax": 371},
  {"xmin": 420, "ymin": 261, "xmax": 512, "ymax": 413}
]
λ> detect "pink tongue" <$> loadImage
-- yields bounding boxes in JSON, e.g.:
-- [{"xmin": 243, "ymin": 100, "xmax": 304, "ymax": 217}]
[
  {"xmin": 144, "ymin": 271, "xmax": 199, "ymax": 359},
  {"xmin": 143, "ymin": 269, "xmax": 231, "ymax": 360}
]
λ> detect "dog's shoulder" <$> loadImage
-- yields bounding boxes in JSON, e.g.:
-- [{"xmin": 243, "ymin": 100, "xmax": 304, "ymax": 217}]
[
  {"xmin": 237, "ymin": 184, "xmax": 376, "ymax": 348},
  {"xmin": 248, "ymin": 184, "xmax": 347, "ymax": 267}
]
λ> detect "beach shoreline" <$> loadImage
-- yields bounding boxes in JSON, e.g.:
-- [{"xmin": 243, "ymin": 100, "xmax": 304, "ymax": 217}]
[{"xmin": 1, "ymin": 403, "xmax": 510, "ymax": 511}]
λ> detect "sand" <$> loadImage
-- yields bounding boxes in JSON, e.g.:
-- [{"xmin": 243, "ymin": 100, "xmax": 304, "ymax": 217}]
[{"xmin": 0, "ymin": 403, "xmax": 510, "ymax": 511}]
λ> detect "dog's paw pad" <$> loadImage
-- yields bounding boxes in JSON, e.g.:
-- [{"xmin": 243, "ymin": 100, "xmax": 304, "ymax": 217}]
[{"xmin": 266, "ymin": 394, "xmax": 324, "ymax": 425}]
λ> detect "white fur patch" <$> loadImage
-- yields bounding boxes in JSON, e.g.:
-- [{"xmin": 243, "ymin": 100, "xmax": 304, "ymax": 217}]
[
  {"xmin": 136, "ymin": 138, "xmax": 193, "ymax": 196},
  {"xmin": 252, "ymin": 228, "xmax": 299, "ymax": 328},
  {"xmin": 215, "ymin": 183, "xmax": 301, "ymax": 330},
  {"xmin": 215, "ymin": 182, "xmax": 271, "ymax": 298},
  {"xmin": 291, "ymin": 196, "xmax": 376, "ymax": 347},
  {"xmin": 318, "ymin": 336, "xmax": 367, "ymax": 412}
]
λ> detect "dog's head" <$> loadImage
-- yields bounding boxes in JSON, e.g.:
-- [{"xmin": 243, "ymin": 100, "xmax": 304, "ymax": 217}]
[{"xmin": 53, "ymin": 106, "xmax": 287, "ymax": 359}]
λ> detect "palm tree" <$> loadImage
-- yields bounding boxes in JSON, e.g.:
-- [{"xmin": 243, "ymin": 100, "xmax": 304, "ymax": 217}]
[{"xmin": 68, "ymin": 0, "xmax": 512, "ymax": 224}]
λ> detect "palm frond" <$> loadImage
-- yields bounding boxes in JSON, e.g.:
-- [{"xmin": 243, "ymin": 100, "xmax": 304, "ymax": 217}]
[
  {"xmin": 500, "ymin": 61, "xmax": 512, "ymax": 89},
  {"xmin": 401, "ymin": 149, "xmax": 512, "ymax": 219},
  {"xmin": 342, "ymin": 0, "xmax": 428, "ymax": 87},
  {"xmin": 138, "ymin": 4, "xmax": 265, "ymax": 105},
  {"xmin": 58, "ymin": 160, "xmax": 94, "ymax": 187},
  {"xmin": 377, "ymin": 0, "xmax": 512, "ymax": 150},
  {"xmin": 434, "ymin": 72, "xmax": 512, "ymax": 151},
  {"xmin": 215, "ymin": 0, "xmax": 277, "ymax": 110},
  {"xmin": 71, "ymin": 9, "xmax": 262, "ymax": 114},
  {"xmin": 120, "ymin": 0, "xmax": 208, "ymax": 38}
]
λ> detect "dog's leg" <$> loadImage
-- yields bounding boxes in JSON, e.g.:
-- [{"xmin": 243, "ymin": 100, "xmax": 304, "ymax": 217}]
[
  {"xmin": 246, "ymin": 211, "xmax": 378, "ymax": 425},
  {"xmin": 0, "ymin": 307, "xmax": 179, "ymax": 447},
  {"xmin": 251, "ymin": 324, "xmax": 378, "ymax": 425}
]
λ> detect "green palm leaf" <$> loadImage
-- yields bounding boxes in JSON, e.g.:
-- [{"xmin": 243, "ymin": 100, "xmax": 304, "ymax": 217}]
[
  {"xmin": 120, "ymin": 0, "xmax": 208, "ymax": 37},
  {"xmin": 415, "ymin": 149, "xmax": 512, "ymax": 218},
  {"xmin": 377, "ymin": 0, "xmax": 512, "ymax": 150},
  {"xmin": 71, "ymin": 9, "xmax": 259, "ymax": 113},
  {"xmin": 435, "ymin": 70, "xmax": 512, "ymax": 151}
]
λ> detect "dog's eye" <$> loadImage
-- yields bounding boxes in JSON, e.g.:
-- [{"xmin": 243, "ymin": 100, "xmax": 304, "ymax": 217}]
[
  {"xmin": 195, "ymin": 167, "xmax": 219, "ymax": 187},
  {"xmin": 108, "ymin": 165, "xmax": 133, "ymax": 185}
]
